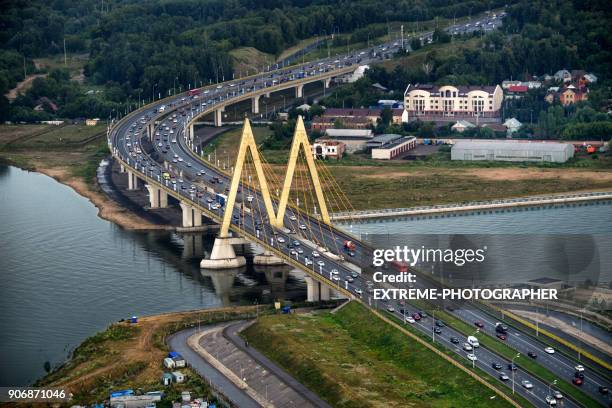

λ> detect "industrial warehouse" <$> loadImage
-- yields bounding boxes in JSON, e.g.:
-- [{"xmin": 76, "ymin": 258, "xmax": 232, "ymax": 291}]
[{"xmin": 451, "ymin": 140, "xmax": 575, "ymax": 163}]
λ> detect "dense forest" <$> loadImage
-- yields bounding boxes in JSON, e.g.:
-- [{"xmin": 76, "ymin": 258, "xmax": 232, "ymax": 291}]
[{"xmin": 0, "ymin": 0, "xmax": 610, "ymax": 138}]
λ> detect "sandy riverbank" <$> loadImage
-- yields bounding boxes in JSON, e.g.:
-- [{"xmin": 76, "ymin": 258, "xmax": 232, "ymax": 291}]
[{"xmin": 35, "ymin": 164, "xmax": 168, "ymax": 231}]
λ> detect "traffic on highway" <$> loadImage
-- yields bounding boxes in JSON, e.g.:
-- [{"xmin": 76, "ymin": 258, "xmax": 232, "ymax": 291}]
[{"xmin": 109, "ymin": 10, "xmax": 609, "ymax": 407}]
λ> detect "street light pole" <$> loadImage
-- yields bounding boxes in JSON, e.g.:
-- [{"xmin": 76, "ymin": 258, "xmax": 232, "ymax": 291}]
[
  {"xmin": 548, "ymin": 380, "xmax": 557, "ymax": 397},
  {"xmin": 511, "ymin": 353, "xmax": 520, "ymax": 394}
]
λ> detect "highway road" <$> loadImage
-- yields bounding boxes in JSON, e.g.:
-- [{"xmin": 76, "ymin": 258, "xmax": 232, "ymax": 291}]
[{"xmin": 109, "ymin": 11, "xmax": 609, "ymax": 407}]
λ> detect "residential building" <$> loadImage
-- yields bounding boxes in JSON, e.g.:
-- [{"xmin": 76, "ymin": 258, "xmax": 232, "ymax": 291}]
[
  {"xmin": 312, "ymin": 140, "xmax": 345, "ymax": 160},
  {"xmin": 559, "ymin": 86, "xmax": 588, "ymax": 106},
  {"xmin": 323, "ymin": 108, "xmax": 382, "ymax": 124},
  {"xmin": 451, "ymin": 140, "xmax": 574, "ymax": 163},
  {"xmin": 451, "ymin": 120, "xmax": 476, "ymax": 133},
  {"xmin": 311, "ymin": 115, "xmax": 371, "ymax": 131},
  {"xmin": 371, "ymin": 136, "xmax": 417, "ymax": 160},
  {"xmin": 403, "ymin": 84, "xmax": 504, "ymax": 124},
  {"xmin": 553, "ymin": 69, "xmax": 572, "ymax": 83},
  {"xmin": 85, "ymin": 118, "xmax": 100, "ymax": 126}
]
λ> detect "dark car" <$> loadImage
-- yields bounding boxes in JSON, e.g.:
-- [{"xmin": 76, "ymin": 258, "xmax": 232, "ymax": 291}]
[
  {"xmin": 412, "ymin": 313, "xmax": 421, "ymax": 321},
  {"xmin": 572, "ymin": 378, "xmax": 583, "ymax": 386},
  {"xmin": 474, "ymin": 321, "xmax": 484, "ymax": 328},
  {"xmin": 492, "ymin": 362, "xmax": 502, "ymax": 370},
  {"xmin": 574, "ymin": 372, "xmax": 585, "ymax": 379},
  {"xmin": 435, "ymin": 320, "xmax": 445, "ymax": 327},
  {"xmin": 450, "ymin": 337, "xmax": 459, "ymax": 344},
  {"xmin": 507, "ymin": 363, "xmax": 518, "ymax": 371},
  {"xmin": 599, "ymin": 386, "xmax": 609, "ymax": 395},
  {"xmin": 496, "ymin": 333, "xmax": 507, "ymax": 341},
  {"xmin": 527, "ymin": 351, "xmax": 537, "ymax": 359},
  {"xmin": 434, "ymin": 327, "xmax": 442, "ymax": 334}
]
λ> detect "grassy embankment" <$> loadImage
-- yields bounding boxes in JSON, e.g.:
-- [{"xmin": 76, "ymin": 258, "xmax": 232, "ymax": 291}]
[
  {"xmin": 242, "ymin": 301, "xmax": 531, "ymax": 408},
  {"xmin": 201, "ymin": 126, "xmax": 612, "ymax": 211},
  {"xmin": 36, "ymin": 306, "xmax": 264, "ymax": 407},
  {"xmin": 0, "ymin": 123, "xmax": 109, "ymax": 184}
]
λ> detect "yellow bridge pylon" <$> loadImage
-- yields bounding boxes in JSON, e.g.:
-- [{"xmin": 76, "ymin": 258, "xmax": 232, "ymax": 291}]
[{"xmin": 220, "ymin": 116, "xmax": 330, "ymax": 237}]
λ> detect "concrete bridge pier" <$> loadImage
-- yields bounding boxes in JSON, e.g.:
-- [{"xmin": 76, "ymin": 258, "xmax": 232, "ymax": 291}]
[
  {"xmin": 182, "ymin": 234, "xmax": 204, "ymax": 259},
  {"xmin": 253, "ymin": 249, "xmax": 284, "ymax": 265},
  {"xmin": 295, "ymin": 84, "xmax": 304, "ymax": 98},
  {"xmin": 214, "ymin": 108, "xmax": 224, "ymax": 127},
  {"xmin": 251, "ymin": 95, "xmax": 260, "ymax": 114},
  {"xmin": 179, "ymin": 202, "xmax": 203, "ymax": 228},
  {"xmin": 146, "ymin": 184, "xmax": 168, "ymax": 208},
  {"xmin": 119, "ymin": 163, "xmax": 126, "ymax": 173},
  {"xmin": 127, "ymin": 170, "xmax": 140, "ymax": 190},
  {"xmin": 188, "ymin": 124, "xmax": 194, "ymax": 142},
  {"xmin": 200, "ymin": 235, "xmax": 247, "ymax": 269},
  {"xmin": 323, "ymin": 78, "xmax": 332, "ymax": 88},
  {"xmin": 305, "ymin": 276, "xmax": 331, "ymax": 302},
  {"xmin": 147, "ymin": 123, "xmax": 154, "ymax": 140}
]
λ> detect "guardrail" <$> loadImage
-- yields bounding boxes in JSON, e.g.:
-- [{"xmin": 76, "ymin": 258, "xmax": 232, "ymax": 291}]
[{"xmin": 332, "ymin": 191, "xmax": 612, "ymax": 220}]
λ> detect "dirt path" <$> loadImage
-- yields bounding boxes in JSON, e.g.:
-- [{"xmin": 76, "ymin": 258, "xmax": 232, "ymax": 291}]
[{"xmin": 5, "ymin": 74, "xmax": 47, "ymax": 101}]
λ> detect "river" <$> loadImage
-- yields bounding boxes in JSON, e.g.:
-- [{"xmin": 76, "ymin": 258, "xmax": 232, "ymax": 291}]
[
  {"xmin": 0, "ymin": 165, "xmax": 306, "ymax": 386},
  {"xmin": 1, "ymin": 165, "xmax": 610, "ymax": 386}
]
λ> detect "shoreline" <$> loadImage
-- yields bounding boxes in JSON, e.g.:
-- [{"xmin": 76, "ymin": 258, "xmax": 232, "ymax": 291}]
[{"xmin": 3, "ymin": 157, "xmax": 169, "ymax": 231}]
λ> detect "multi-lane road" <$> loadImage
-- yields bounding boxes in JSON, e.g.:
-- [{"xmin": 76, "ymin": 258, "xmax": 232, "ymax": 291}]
[{"xmin": 109, "ymin": 11, "xmax": 609, "ymax": 407}]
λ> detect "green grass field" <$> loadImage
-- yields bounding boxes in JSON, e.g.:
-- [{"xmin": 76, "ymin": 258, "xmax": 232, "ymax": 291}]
[{"xmin": 242, "ymin": 302, "xmax": 521, "ymax": 408}]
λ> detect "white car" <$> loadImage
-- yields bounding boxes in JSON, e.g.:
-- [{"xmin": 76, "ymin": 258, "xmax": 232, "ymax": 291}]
[
  {"xmin": 299, "ymin": 224, "xmax": 307, "ymax": 230},
  {"xmin": 574, "ymin": 365, "xmax": 585, "ymax": 372},
  {"xmin": 289, "ymin": 215, "xmax": 297, "ymax": 221},
  {"xmin": 387, "ymin": 306, "xmax": 394, "ymax": 313},
  {"xmin": 304, "ymin": 258, "xmax": 313, "ymax": 266},
  {"xmin": 405, "ymin": 316, "xmax": 415, "ymax": 324},
  {"xmin": 354, "ymin": 288, "xmax": 363, "ymax": 295},
  {"xmin": 311, "ymin": 251, "xmax": 320, "ymax": 258},
  {"xmin": 462, "ymin": 343, "xmax": 473, "ymax": 352},
  {"xmin": 544, "ymin": 347, "xmax": 555, "ymax": 354},
  {"xmin": 521, "ymin": 380, "xmax": 533, "ymax": 389},
  {"xmin": 277, "ymin": 237, "xmax": 285, "ymax": 243},
  {"xmin": 545, "ymin": 395, "xmax": 557, "ymax": 406},
  {"xmin": 290, "ymin": 250, "xmax": 297, "ymax": 256},
  {"xmin": 317, "ymin": 260, "xmax": 325, "ymax": 266},
  {"xmin": 466, "ymin": 353, "xmax": 477, "ymax": 361},
  {"xmin": 332, "ymin": 275, "xmax": 340, "ymax": 281},
  {"xmin": 331, "ymin": 269, "xmax": 339, "ymax": 275}
]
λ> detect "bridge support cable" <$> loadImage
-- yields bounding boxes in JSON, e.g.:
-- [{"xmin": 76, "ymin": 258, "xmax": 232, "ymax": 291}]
[
  {"xmin": 314, "ymin": 159, "xmax": 358, "ymax": 223},
  {"xmin": 299, "ymin": 152, "xmax": 343, "ymax": 259}
]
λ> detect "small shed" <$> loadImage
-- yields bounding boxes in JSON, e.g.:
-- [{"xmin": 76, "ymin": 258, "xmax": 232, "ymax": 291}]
[
  {"xmin": 181, "ymin": 391, "xmax": 191, "ymax": 402},
  {"xmin": 172, "ymin": 356, "xmax": 186, "ymax": 368},
  {"xmin": 451, "ymin": 120, "xmax": 476, "ymax": 133},
  {"xmin": 172, "ymin": 371, "xmax": 185, "ymax": 383},
  {"xmin": 161, "ymin": 372, "xmax": 173, "ymax": 386},
  {"xmin": 163, "ymin": 357, "xmax": 176, "ymax": 369}
]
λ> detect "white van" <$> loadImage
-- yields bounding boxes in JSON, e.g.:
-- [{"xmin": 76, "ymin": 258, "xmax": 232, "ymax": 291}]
[
  {"xmin": 159, "ymin": 105, "xmax": 166, "ymax": 112},
  {"xmin": 467, "ymin": 336, "xmax": 480, "ymax": 348}
]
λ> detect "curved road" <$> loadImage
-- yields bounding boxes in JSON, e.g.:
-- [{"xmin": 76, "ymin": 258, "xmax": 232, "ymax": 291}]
[{"xmin": 109, "ymin": 11, "xmax": 609, "ymax": 407}]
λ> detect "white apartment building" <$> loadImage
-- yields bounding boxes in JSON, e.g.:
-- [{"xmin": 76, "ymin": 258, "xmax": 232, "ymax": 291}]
[{"xmin": 403, "ymin": 84, "xmax": 504, "ymax": 123}]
